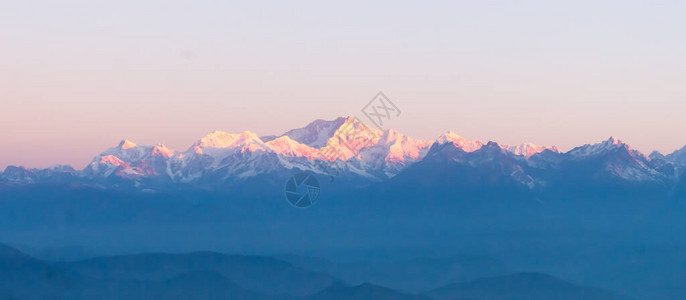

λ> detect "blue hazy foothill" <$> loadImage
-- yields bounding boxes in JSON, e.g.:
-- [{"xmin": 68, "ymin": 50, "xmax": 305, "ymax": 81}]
[
  {"xmin": 1, "ymin": 119, "xmax": 685, "ymax": 299},
  {"xmin": 0, "ymin": 244, "xmax": 637, "ymax": 300}
]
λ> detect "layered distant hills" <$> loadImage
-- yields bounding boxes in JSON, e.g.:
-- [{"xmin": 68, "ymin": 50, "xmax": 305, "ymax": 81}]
[
  {"xmin": 0, "ymin": 243, "xmax": 633, "ymax": 300},
  {"xmin": 2, "ymin": 116, "xmax": 685, "ymax": 195},
  {"xmin": 1, "ymin": 117, "xmax": 684, "ymax": 300}
]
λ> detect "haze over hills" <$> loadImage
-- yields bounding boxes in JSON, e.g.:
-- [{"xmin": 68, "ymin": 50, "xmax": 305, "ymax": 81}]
[
  {"xmin": 424, "ymin": 272, "xmax": 634, "ymax": 300},
  {"xmin": 0, "ymin": 244, "xmax": 637, "ymax": 300},
  {"xmin": 3, "ymin": 0, "xmax": 686, "ymax": 299},
  {"xmin": 1, "ymin": 116, "xmax": 685, "ymax": 300}
]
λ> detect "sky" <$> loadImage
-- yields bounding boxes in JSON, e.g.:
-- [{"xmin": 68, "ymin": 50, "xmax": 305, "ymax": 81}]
[{"xmin": 1, "ymin": 0, "xmax": 686, "ymax": 169}]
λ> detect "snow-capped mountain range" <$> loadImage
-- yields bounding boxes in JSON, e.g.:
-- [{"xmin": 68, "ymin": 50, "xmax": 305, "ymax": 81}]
[{"xmin": 2, "ymin": 116, "xmax": 686, "ymax": 191}]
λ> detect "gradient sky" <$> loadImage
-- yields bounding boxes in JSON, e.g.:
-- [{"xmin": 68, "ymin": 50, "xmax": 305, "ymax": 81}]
[{"xmin": 2, "ymin": 0, "xmax": 686, "ymax": 169}]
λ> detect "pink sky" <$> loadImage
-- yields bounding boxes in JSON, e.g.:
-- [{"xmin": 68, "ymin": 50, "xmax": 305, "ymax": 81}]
[{"xmin": 2, "ymin": 1, "xmax": 685, "ymax": 169}]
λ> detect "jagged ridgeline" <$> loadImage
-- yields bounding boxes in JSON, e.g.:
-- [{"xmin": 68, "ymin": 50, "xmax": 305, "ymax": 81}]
[{"xmin": 2, "ymin": 116, "xmax": 684, "ymax": 196}]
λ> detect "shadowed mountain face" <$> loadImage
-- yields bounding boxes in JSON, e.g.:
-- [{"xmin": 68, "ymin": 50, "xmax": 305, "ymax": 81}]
[{"xmin": 425, "ymin": 272, "xmax": 634, "ymax": 300}]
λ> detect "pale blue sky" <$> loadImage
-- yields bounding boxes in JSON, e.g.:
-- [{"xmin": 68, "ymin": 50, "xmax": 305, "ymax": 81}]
[{"xmin": 1, "ymin": 0, "xmax": 685, "ymax": 168}]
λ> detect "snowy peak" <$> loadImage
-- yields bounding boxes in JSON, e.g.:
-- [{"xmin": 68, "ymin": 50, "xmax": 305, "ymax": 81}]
[
  {"xmin": 318, "ymin": 116, "xmax": 382, "ymax": 161},
  {"xmin": 379, "ymin": 128, "xmax": 404, "ymax": 143},
  {"xmin": 603, "ymin": 136, "xmax": 627, "ymax": 149},
  {"xmin": 118, "ymin": 139, "xmax": 137, "ymax": 150},
  {"xmin": 44, "ymin": 165, "xmax": 76, "ymax": 172},
  {"xmin": 82, "ymin": 139, "xmax": 178, "ymax": 179},
  {"xmin": 332, "ymin": 116, "xmax": 383, "ymax": 141},
  {"xmin": 650, "ymin": 151, "xmax": 665, "ymax": 160},
  {"xmin": 377, "ymin": 129, "xmax": 431, "ymax": 162},
  {"xmin": 99, "ymin": 142, "xmax": 145, "ymax": 162},
  {"xmin": 194, "ymin": 130, "xmax": 265, "ymax": 150},
  {"xmin": 436, "ymin": 131, "xmax": 484, "ymax": 152},
  {"xmin": 265, "ymin": 136, "xmax": 321, "ymax": 159},
  {"xmin": 481, "ymin": 141, "xmax": 508, "ymax": 153},
  {"xmin": 98, "ymin": 140, "xmax": 174, "ymax": 162},
  {"xmin": 436, "ymin": 131, "xmax": 462, "ymax": 144},
  {"xmin": 151, "ymin": 144, "xmax": 174, "ymax": 158},
  {"xmin": 436, "ymin": 131, "xmax": 560, "ymax": 157},
  {"xmin": 1, "ymin": 166, "xmax": 37, "ymax": 183},
  {"xmin": 100, "ymin": 155, "xmax": 125, "ymax": 166},
  {"xmin": 501, "ymin": 143, "xmax": 560, "ymax": 158},
  {"xmin": 568, "ymin": 137, "xmax": 631, "ymax": 158},
  {"xmin": 562, "ymin": 137, "xmax": 664, "ymax": 182},
  {"xmin": 279, "ymin": 117, "xmax": 348, "ymax": 148},
  {"xmin": 8, "ymin": 116, "xmax": 679, "ymax": 187},
  {"xmin": 665, "ymin": 145, "xmax": 686, "ymax": 166},
  {"xmin": 346, "ymin": 128, "xmax": 431, "ymax": 178}
]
